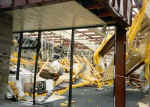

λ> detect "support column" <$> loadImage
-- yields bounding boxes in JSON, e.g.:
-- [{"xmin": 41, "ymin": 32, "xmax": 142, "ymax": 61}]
[
  {"xmin": 0, "ymin": 13, "xmax": 12, "ymax": 100},
  {"xmin": 33, "ymin": 31, "xmax": 41, "ymax": 105},
  {"xmin": 68, "ymin": 29, "xmax": 75, "ymax": 107},
  {"xmin": 16, "ymin": 33, "xmax": 23, "ymax": 80},
  {"xmin": 114, "ymin": 25, "xmax": 126, "ymax": 107}
]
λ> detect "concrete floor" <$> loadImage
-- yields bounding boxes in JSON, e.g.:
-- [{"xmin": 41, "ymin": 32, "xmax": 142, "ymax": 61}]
[{"xmin": 0, "ymin": 87, "xmax": 148, "ymax": 107}]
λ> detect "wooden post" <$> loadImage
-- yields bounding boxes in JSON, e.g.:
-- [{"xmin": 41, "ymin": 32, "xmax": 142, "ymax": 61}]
[{"xmin": 114, "ymin": 25, "xmax": 126, "ymax": 107}]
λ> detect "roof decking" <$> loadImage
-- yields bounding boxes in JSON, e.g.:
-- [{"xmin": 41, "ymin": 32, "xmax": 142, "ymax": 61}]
[{"xmin": 1, "ymin": 0, "xmax": 133, "ymax": 27}]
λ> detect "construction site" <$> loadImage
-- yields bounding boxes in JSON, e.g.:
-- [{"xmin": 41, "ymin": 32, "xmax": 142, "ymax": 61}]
[{"xmin": 0, "ymin": 0, "xmax": 150, "ymax": 107}]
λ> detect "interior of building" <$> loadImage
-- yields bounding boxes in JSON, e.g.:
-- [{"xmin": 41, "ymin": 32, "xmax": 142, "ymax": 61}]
[{"xmin": 0, "ymin": 0, "xmax": 150, "ymax": 107}]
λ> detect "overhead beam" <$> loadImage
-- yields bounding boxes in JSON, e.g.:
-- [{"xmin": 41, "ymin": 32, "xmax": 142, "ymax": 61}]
[
  {"xmin": 87, "ymin": 4, "xmax": 104, "ymax": 9},
  {"xmin": 0, "ymin": 0, "xmax": 73, "ymax": 10},
  {"xmin": 99, "ymin": 11, "xmax": 114, "ymax": 17}
]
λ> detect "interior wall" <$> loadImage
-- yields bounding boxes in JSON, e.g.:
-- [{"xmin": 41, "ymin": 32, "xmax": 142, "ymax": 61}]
[{"xmin": 0, "ymin": 13, "xmax": 12, "ymax": 99}]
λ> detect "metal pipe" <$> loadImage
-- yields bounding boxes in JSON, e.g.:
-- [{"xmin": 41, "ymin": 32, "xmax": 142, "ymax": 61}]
[
  {"xmin": 33, "ymin": 31, "xmax": 41, "ymax": 105},
  {"xmin": 68, "ymin": 29, "xmax": 75, "ymax": 107},
  {"xmin": 16, "ymin": 32, "xmax": 23, "ymax": 80}
]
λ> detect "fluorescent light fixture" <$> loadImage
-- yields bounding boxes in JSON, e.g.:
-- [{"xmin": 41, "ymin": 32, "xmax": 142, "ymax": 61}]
[
  {"xmin": 51, "ymin": 38, "xmax": 61, "ymax": 40},
  {"xmin": 84, "ymin": 32, "xmax": 95, "ymax": 35},
  {"xmin": 88, "ymin": 38, "xmax": 95, "ymax": 40},
  {"xmin": 107, "ymin": 26, "xmax": 115, "ymax": 29},
  {"xmin": 31, "ymin": 36, "xmax": 38, "ymax": 38},
  {"xmin": 97, "ymin": 27, "xmax": 103, "ymax": 30},
  {"xmin": 24, "ymin": 33, "xmax": 30, "ymax": 35},
  {"xmin": 43, "ymin": 31, "xmax": 51, "ymax": 34},
  {"xmin": 91, "ymin": 35, "xmax": 101, "ymax": 37},
  {"xmin": 77, "ymin": 29, "xmax": 88, "ymax": 31},
  {"xmin": 75, "ymin": 33, "xmax": 83, "ymax": 36}
]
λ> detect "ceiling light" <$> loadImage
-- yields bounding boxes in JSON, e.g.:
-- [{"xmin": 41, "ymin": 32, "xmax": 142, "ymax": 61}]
[
  {"xmin": 76, "ymin": 29, "xmax": 88, "ymax": 31},
  {"xmin": 31, "ymin": 36, "xmax": 38, "ymax": 38},
  {"xmin": 97, "ymin": 27, "xmax": 103, "ymax": 30},
  {"xmin": 91, "ymin": 35, "xmax": 101, "ymax": 37},
  {"xmin": 84, "ymin": 32, "xmax": 95, "ymax": 35},
  {"xmin": 75, "ymin": 33, "xmax": 82, "ymax": 36},
  {"xmin": 107, "ymin": 26, "xmax": 115, "ymax": 29}
]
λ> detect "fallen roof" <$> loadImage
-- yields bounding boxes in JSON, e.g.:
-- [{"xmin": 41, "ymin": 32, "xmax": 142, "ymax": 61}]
[{"xmin": 8, "ymin": 1, "xmax": 105, "ymax": 32}]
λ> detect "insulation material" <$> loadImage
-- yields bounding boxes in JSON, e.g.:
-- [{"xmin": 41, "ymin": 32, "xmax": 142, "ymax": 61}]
[
  {"xmin": 37, "ymin": 55, "xmax": 99, "ymax": 98},
  {"xmin": 102, "ymin": 60, "xmax": 114, "ymax": 82},
  {"xmin": 144, "ymin": 40, "xmax": 150, "ymax": 87},
  {"xmin": 138, "ymin": 16, "xmax": 150, "ymax": 38},
  {"xmin": 126, "ymin": 50, "xmax": 143, "ymax": 74},
  {"xmin": 45, "ymin": 79, "xmax": 54, "ymax": 92},
  {"xmin": 101, "ymin": 40, "xmax": 148, "ymax": 82},
  {"xmin": 128, "ymin": 0, "xmax": 149, "ymax": 47},
  {"xmin": 82, "ymin": 56, "xmax": 101, "ymax": 81},
  {"xmin": 92, "ymin": 1, "xmax": 150, "ymax": 87},
  {"xmin": 146, "ymin": 0, "xmax": 150, "ymax": 18},
  {"xmin": 93, "ymin": 33, "xmax": 113, "ymax": 65},
  {"xmin": 75, "ymin": 56, "xmax": 96, "ymax": 82},
  {"xmin": 55, "ymin": 73, "xmax": 69, "ymax": 86},
  {"xmin": 9, "ymin": 65, "xmax": 34, "ymax": 94},
  {"xmin": 81, "ymin": 66, "xmax": 97, "ymax": 82}
]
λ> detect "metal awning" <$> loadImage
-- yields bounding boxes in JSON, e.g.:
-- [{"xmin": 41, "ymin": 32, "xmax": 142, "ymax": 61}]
[{"xmin": 8, "ymin": 1, "xmax": 105, "ymax": 32}]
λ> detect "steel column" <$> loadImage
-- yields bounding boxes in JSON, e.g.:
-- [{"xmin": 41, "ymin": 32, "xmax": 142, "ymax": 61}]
[
  {"xmin": 114, "ymin": 25, "xmax": 126, "ymax": 107},
  {"xmin": 16, "ymin": 32, "xmax": 23, "ymax": 80},
  {"xmin": 68, "ymin": 29, "xmax": 75, "ymax": 107},
  {"xmin": 33, "ymin": 31, "xmax": 41, "ymax": 105}
]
